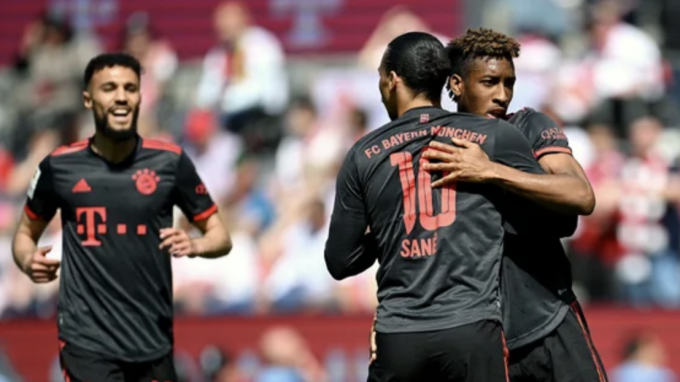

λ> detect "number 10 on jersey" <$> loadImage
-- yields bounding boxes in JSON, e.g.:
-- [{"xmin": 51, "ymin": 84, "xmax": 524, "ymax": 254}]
[{"xmin": 390, "ymin": 151, "xmax": 456, "ymax": 257}]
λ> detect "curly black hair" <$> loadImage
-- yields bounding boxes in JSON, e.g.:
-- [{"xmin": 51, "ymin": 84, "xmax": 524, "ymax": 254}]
[
  {"xmin": 444, "ymin": 28, "xmax": 520, "ymax": 100},
  {"xmin": 84, "ymin": 52, "xmax": 142, "ymax": 88}
]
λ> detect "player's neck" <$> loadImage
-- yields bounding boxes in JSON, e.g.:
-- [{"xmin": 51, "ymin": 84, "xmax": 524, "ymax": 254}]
[
  {"xmin": 91, "ymin": 133, "xmax": 138, "ymax": 164},
  {"xmin": 397, "ymin": 98, "xmax": 440, "ymax": 118}
]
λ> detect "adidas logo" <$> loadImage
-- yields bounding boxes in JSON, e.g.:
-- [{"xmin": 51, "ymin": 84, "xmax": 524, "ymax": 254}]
[{"xmin": 72, "ymin": 179, "xmax": 91, "ymax": 193}]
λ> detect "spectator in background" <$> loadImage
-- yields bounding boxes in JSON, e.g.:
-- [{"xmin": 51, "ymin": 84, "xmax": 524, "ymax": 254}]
[
  {"xmin": 612, "ymin": 332, "xmax": 676, "ymax": 382},
  {"xmin": 120, "ymin": 12, "xmax": 178, "ymax": 138},
  {"xmin": 256, "ymin": 197, "xmax": 333, "ymax": 314},
  {"xmin": 511, "ymin": 31, "xmax": 562, "ymax": 112},
  {"xmin": 570, "ymin": 123, "xmax": 625, "ymax": 302},
  {"xmin": 357, "ymin": 6, "xmax": 446, "ymax": 70},
  {"xmin": 275, "ymin": 97, "xmax": 320, "ymax": 194},
  {"xmin": 346, "ymin": 106, "xmax": 370, "ymax": 145},
  {"xmin": 10, "ymin": 11, "xmax": 100, "ymax": 155},
  {"xmin": 200, "ymin": 346, "xmax": 249, "ymax": 382},
  {"xmin": 256, "ymin": 327, "xmax": 326, "ymax": 382},
  {"xmin": 616, "ymin": 117, "xmax": 680, "ymax": 306},
  {"xmin": 194, "ymin": 1, "xmax": 288, "ymax": 148},
  {"xmin": 183, "ymin": 110, "xmax": 242, "ymax": 205},
  {"xmin": 586, "ymin": 0, "xmax": 666, "ymax": 135}
]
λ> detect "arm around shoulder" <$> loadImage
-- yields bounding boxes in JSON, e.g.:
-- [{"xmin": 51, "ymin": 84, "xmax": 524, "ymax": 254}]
[{"xmin": 492, "ymin": 122, "xmax": 578, "ymax": 238}]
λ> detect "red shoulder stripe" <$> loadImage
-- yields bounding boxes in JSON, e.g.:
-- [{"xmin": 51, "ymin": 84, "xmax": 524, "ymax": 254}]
[
  {"xmin": 142, "ymin": 139, "xmax": 182, "ymax": 154},
  {"xmin": 24, "ymin": 204, "xmax": 39, "ymax": 220},
  {"xmin": 534, "ymin": 146, "xmax": 572, "ymax": 158},
  {"xmin": 51, "ymin": 139, "xmax": 89, "ymax": 157}
]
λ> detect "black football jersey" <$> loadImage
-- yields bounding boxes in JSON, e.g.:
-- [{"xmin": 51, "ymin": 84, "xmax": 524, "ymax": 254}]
[
  {"xmin": 502, "ymin": 108, "xmax": 576, "ymax": 349},
  {"xmin": 325, "ymin": 107, "xmax": 576, "ymax": 333},
  {"xmin": 24, "ymin": 136, "xmax": 217, "ymax": 361}
]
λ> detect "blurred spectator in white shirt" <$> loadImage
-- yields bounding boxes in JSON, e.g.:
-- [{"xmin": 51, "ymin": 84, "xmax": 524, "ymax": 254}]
[{"xmin": 195, "ymin": 1, "xmax": 288, "ymax": 136}]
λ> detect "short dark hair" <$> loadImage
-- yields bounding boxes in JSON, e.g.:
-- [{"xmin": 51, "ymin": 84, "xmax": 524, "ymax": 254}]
[
  {"xmin": 83, "ymin": 52, "xmax": 142, "ymax": 88},
  {"xmin": 382, "ymin": 32, "xmax": 450, "ymax": 101},
  {"xmin": 446, "ymin": 28, "xmax": 520, "ymax": 79}
]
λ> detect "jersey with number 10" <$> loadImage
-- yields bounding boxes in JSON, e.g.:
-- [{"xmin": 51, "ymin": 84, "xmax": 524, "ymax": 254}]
[
  {"xmin": 328, "ymin": 107, "xmax": 565, "ymax": 334},
  {"xmin": 24, "ymin": 136, "xmax": 216, "ymax": 362}
]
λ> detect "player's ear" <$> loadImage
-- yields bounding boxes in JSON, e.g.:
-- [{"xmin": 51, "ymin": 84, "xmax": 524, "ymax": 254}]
[
  {"xmin": 82, "ymin": 90, "xmax": 93, "ymax": 109},
  {"xmin": 449, "ymin": 74, "xmax": 463, "ymax": 99},
  {"xmin": 388, "ymin": 71, "xmax": 399, "ymax": 91}
]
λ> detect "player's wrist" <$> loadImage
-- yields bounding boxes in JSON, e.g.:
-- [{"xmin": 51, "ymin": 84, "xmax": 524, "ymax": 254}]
[
  {"xmin": 485, "ymin": 162, "xmax": 506, "ymax": 184},
  {"xmin": 189, "ymin": 238, "xmax": 203, "ymax": 258},
  {"xmin": 14, "ymin": 251, "xmax": 33, "ymax": 274}
]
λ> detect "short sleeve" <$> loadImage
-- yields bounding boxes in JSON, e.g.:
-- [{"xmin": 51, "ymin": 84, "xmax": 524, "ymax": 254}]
[
  {"xmin": 172, "ymin": 151, "xmax": 217, "ymax": 222},
  {"xmin": 333, "ymin": 148, "xmax": 365, "ymax": 217},
  {"xmin": 24, "ymin": 157, "xmax": 58, "ymax": 221},
  {"xmin": 492, "ymin": 120, "xmax": 544, "ymax": 175},
  {"xmin": 522, "ymin": 112, "xmax": 572, "ymax": 159},
  {"xmin": 492, "ymin": 120, "xmax": 577, "ymax": 236}
]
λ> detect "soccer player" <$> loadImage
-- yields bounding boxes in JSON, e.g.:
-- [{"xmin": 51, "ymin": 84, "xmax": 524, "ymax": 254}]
[
  {"xmin": 324, "ymin": 31, "xmax": 576, "ymax": 381},
  {"xmin": 12, "ymin": 53, "xmax": 233, "ymax": 382},
  {"xmin": 420, "ymin": 28, "xmax": 608, "ymax": 381}
]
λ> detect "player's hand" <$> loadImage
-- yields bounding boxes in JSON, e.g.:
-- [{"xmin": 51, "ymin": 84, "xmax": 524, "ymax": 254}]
[
  {"xmin": 422, "ymin": 138, "xmax": 495, "ymax": 187},
  {"xmin": 159, "ymin": 228, "xmax": 198, "ymax": 258},
  {"xmin": 24, "ymin": 246, "xmax": 60, "ymax": 283}
]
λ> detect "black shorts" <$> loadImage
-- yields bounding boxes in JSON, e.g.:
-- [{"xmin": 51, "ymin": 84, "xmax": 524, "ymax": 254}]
[
  {"xmin": 59, "ymin": 340, "xmax": 177, "ymax": 382},
  {"xmin": 508, "ymin": 302, "xmax": 608, "ymax": 382},
  {"xmin": 368, "ymin": 320, "xmax": 509, "ymax": 382}
]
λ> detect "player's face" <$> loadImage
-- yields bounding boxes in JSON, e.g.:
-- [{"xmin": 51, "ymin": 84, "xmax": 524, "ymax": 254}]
[
  {"xmin": 83, "ymin": 65, "xmax": 141, "ymax": 142},
  {"xmin": 378, "ymin": 60, "xmax": 399, "ymax": 121},
  {"xmin": 450, "ymin": 57, "xmax": 515, "ymax": 119}
]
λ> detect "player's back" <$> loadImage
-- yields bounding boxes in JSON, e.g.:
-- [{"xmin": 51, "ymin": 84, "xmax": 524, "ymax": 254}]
[{"xmin": 350, "ymin": 107, "xmax": 547, "ymax": 333}]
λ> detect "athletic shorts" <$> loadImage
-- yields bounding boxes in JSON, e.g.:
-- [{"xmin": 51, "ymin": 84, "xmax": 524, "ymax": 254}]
[
  {"xmin": 59, "ymin": 340, "xmax": 177, "ymax": 382},
  {"xmin": 368, "ymin": 320, "xmax": 509, "ymax": 382},
  {"xmin": 508, "ymin": 302, "xmax": 608, "ymax": 382}
]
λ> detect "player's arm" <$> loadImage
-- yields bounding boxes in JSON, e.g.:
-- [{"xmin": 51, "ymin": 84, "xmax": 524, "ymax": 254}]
[
  {"xmin": 166, "ymin": 151, "xmax": 232, "ymax": 259},
  {"xmin": 422, "ymin": 114, "xmax": 594, "ymax": 216},
  {"xmin": 12, "ymin": 158, "xmax": 60, "ymax": 282},
  {"xmin": 487, "ymin": 112, "xmax": 594, "ymax": 215},
  {"xmin": 324, "ymin": 149, "xmax": 376, "ymax": 281},
  {"xmin": 491, "ymin": 121, "xmax": 578, "ymax": 237}
]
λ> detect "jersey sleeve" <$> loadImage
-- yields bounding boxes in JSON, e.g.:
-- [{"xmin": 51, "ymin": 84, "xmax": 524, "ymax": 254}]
[
  {"xmin": 172, "ymin": 151, "xmax": 217, "ymax": 222},
  {"xmin": 522, "ymin": 112, "xmax": 572, "ymax": 159},
  {"xmin": 492, "ymin": 121, "xmax": 578, "ymax": 237},
  {"xmin": 24, "ymin": 157, "xmax": 58, "ymax": 221},
  {"xmin": 492, "ymin": 120, "xmax": 544, "ymax": 175},
  {"xmin": 324, "ymin": 148, "xmax": 376, "ymax": 280}
]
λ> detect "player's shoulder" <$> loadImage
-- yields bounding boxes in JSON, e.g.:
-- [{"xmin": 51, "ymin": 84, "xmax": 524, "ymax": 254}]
[
  {"xmin": 50, "ymin": 139, "xmax": 90, "ymax": 158},
  {"xmin": 140, "ymin": 138, "xmax": 183, "ymax": 159},
  {"xmin": 44, "ymin": 139, "xmax": 91, "ymax": 170},
  {"xmin": 506, "ymin": 107, "xmax": 557, "ymax": 131}
]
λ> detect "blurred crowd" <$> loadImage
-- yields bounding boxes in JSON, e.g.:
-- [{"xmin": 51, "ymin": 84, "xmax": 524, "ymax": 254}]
[{"xmin": 0, "ymin": 0, "xmax": 679, "ymax": 322}]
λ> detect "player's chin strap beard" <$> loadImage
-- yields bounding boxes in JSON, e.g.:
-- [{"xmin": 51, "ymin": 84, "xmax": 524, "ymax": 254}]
[{"xmin": 93, "ymin": 109, "xmax": 139, "ymax": 143}]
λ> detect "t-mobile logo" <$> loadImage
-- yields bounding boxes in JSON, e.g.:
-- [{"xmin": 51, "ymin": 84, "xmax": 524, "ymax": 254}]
[
  {"xmin": 270, "ymin": 0, "xmax": 343, "ymax": 48},
  {"xmin": 76, "ymin": 207, "xmax": 106, "ymax": 246},
  {"xmin": 76, "ymin": 207, "xmax": 148, "ymax": 246}
]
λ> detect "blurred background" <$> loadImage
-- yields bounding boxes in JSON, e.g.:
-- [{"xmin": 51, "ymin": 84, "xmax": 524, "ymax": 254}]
[{"xmin": 0, "ymin": 0, "xmax": 680, "ymax": 381}]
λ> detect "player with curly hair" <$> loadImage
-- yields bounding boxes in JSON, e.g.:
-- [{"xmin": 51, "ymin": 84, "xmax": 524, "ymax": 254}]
[
  {"xmin": 420, "ymin": 28, "xmax": 608, "ymax": 382},
  {"xmin": 327, "ymin": 31, "xmax": 579, "ymax": 382}
]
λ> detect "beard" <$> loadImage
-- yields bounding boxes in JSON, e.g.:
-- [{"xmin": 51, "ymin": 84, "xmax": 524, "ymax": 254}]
[{"xmin": 93, "ymin": 107, "xmax": 140, "ymax": 142}]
